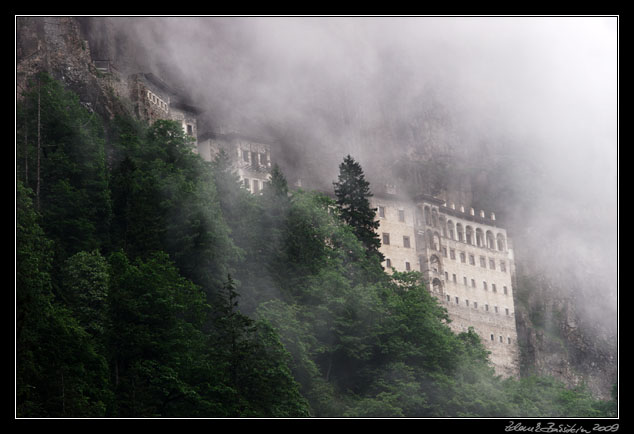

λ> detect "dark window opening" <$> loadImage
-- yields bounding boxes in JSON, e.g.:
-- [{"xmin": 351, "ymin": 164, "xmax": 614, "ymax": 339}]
[{"xmin": 382, "ymin": 233, "xmax": 390, "ymax": 245}]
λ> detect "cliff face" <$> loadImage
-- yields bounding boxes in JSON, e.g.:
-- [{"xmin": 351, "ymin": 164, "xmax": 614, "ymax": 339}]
[
  {"xmin": 513, "ymin": 258, "xmax": 617, "ymax": 400},
  {"xmin": 16, "ymin": 17, "xmax": 130, "ymax": 123}
]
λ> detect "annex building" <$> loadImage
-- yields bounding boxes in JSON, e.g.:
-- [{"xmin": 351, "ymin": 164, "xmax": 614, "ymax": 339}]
[{"xmin": 372, "ymin": 187, "xmax": 519, "ymax": 377}]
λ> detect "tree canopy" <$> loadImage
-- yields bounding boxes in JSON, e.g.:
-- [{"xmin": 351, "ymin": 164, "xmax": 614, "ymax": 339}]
[{"xmin": 333, "ymin": 154, "xmax": 384, "ymax": 262}]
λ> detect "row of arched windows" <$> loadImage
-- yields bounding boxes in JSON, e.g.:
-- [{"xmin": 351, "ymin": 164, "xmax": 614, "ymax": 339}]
[
  {"xmin": 146, "ymin": 89, "xmax": 169, "ymax": 112},
  {"xmin": 418, "ymin": 205, "xmax": 507, "ymax": 252}
]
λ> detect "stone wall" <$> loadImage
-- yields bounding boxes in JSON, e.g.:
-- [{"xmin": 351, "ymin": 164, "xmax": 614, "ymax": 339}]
[
  {"xmin": 371, "ymin": 192, "xmax": 520, "ymax": 377},
  {"xmin": 372, "ymin": 195, "xmax": 419, "ymax": 272},
  {"xmin": 198, "ymin": 134, "xmax": 272, "ymax": 194}
]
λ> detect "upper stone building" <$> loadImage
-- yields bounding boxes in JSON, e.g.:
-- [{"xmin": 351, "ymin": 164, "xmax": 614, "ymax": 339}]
[
  {"xmin": 371, "ymin": 186, "xmax": 520, "ymax": 378},
  {"xmin": 128, "ymin": 72, "xmax": 202, "ymax": 144},
  {"xmin": 197, "ymin": 131, "xmax": 273, "ymax": 194}
]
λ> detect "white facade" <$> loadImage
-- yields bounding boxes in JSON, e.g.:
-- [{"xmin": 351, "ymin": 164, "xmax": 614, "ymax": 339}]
[
  {"xmin": 373, "ymin": 192, "xmax": 520, "ymax": 377},
  {"xmin": 198, "ymin": 133, "xmax": 272, "ymax": 194}
]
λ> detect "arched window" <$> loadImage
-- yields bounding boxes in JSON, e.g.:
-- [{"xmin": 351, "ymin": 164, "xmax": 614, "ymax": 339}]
[
  {"xmin": 432, "ymin": 209, "xmax": 439, "ymax": 227},
  {"xmin": 456, "ymin": 223, "xmax": 464, "ymax": 242},
  {"xmin": 430, "ymin": 254, "xmax": 442, "ymax": 274},
  {"xmin": 447, "ymin": 220, "xmax": 455, "ymax": 240},
  {"xmin": 466, "ymin": 226, "xmax": 474, "ymax": 245},
  {"xmin": 426, "ymin": 229, "xmax": 434, "ymax": 250},
  {"xmin": 486, "ymin": 231, "xmax": 495, "ymax": 250},
  {"xmin": 433, "ymin": 232, "xmax": 442, "ymax": 252},
  {"xmin": 439, "ymin": 216, "xmax": 447, "ymax": 237},
  {"xmin": 424, "ymin": 206, "xmax": 431, "ymax": 226},
  {"xmin": 476, "ymin": 228, "xmax": 484, "ymax": 247},
  {"xmin": 432, "ymin": 278, "xmax": 442, "ymax": 294},
  {"xmin": 497, "ymin": 234, "xmax": 506, "ymax": 251}
]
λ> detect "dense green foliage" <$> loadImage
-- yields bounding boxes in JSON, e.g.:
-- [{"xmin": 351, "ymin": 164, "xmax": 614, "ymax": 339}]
[
  {"xmin": 16, "ymin": 73, "xmax": 616, "ymax": 418},
  {"xmin": 333, "ymin": 154, "xmax": 384, "ymax": 262}
]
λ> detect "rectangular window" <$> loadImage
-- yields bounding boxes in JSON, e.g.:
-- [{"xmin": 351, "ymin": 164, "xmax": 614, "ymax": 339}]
[
  {"xmin": 490, "ymin": 334, "xmax": 494, "ymax": 341},
  {"xmin": 446, "ymin": 294, "xmax": 451, "ymax": 302},
  {"xmin": 253, "ymin": 179, "xmax": 259, "ymax": 194},
  {"xmin": 382, "ymin": 233, "xmax": 390, "ymax": 245},
  {"xmin": 260, "ymin": 153, "xmax": 267, "ymax": 165},
  {"xmin": 471, "ymin": 279, "xmax": 476, "ymax": 288},
  {"xmin": 450, "ymin": 249, "xmax": 456, "ymax": 260},
  {"xmin": 452, "ymin": 274, "xmax": 457, "ymax": 283},
  {"xmin": 442, "ymin": 247, "xmax": 447, "ymax": 257},
  {"xmin": 463, "ymin": 276, "xmax": 468, "ymax": 286},
  {"xmin": 460, "ymin": 252, "xmax": 466, "ymax": 263},
  {"xmin": 186, "ymin": 124, "xmax": 193, "ymax": 136},
  {"xmin": 465, "ymin": 299, "xmax": 469, "ymax": 307},
  {"xmin": 485, "ymin": 304, "xmax": 489, "ymax": 312},
  {"xmin": 503, "ymin": 286, "xmax": 508, "ymax": 295},
  {"xmin": 398, "ymin": 209, "xmax": 405, "ymax": 222},
  {"xmin": 405, "ymin": 262, "xmax": 411, "ymax": 271},
  {"xmin": 480, "ymin": 256, "xmax": 486, "ymax": 267},
  {"xmin": 242, "ymin": 150, "xmax": 249, "ymax": 162},
  {"xmin": 494, "ymin": 306, "xmax": 498, "ymax": 313},
  {"xmin": 508, "ymin": 337, "xmax": 512, "ymax": 344},
  {"xmin": 500, "ymin": 261, "xmax": 507, "ymax": 272},
  {"xmin": 492, "ymin": 284, "xmax": 497, "ymax": 293},
  {"xmin": 469, "ymin": 255, "xmax": 475, "ymax": 265},
  {"xmin": 445, "ymin": 272, "xmax": 449, "ymax": 280},
  {"xmin": 243, "ymin": 178, "xmax": 250, "ymax": 190},
  {"xmin": 251, "ymin": 151, "xmax": 259, "ymax": 167},
  {"xmin": 455, "ymin": 296, "xmax": 459, "ymax": 305},
  {"xmin": 505, "ymin": 308, "xmax": 510, "ymax": 316},
  {"xmin": 386, "ymin": 258, "xmax": 391, "ymax": 268},
  {"xmin": 379, "ymin": 206, "xmax": 385, "ymax": 218},
  {"xmin": 500, "ymin": 336, "xmax": 503, "ymax": 343},
  {"xmin": 403, "ymin": 236, "xmax": 410, "ymax": 248},
  {"xmin": 474, "ymin": 301, "xmax": 478, "ymax": 309},
  {"xmin": 483, "ymin": 281, "xmax": 488, "ymax": 291},
  {"xmin": 489, "ymin": 258, "xmax": 496, "ymax": 270}
]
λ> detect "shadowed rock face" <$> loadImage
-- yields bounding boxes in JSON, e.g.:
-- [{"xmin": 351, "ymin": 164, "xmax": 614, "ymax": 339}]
[
  {"xmin": 17, "ymin": 17, "xmax": 130, "ymax": 123},
  {"xmin": 514, "ymin": 259, "xmax": 617, "ymax": 400}
]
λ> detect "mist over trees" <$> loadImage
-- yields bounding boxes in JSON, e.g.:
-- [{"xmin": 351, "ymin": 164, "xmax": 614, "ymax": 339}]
[{"xmin": 16, "ymin": 73, "xmax": 617, "ymax": 418}]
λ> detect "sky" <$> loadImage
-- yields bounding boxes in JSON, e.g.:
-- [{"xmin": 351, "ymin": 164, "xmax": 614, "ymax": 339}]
[{"xmin": 99, "ymin": 15, "xmax": 618, "ymax": 327}]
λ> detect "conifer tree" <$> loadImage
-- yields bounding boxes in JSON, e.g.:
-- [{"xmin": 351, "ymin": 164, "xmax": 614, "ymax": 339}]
[{"xmin": 333, "ymin": 155, "xmax": 384, "ymax": 261}]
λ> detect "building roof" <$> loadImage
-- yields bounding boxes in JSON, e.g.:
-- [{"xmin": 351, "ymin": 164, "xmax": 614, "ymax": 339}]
[{"xmin": 141, "ymin": 73, "xmax": 203, "ymax": 114}]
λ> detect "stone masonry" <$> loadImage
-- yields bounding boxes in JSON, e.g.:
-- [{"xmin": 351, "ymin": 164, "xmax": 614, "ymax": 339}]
[{"xmin": 372, "ymin": 188, "xmax": 520, "ymax": 377}]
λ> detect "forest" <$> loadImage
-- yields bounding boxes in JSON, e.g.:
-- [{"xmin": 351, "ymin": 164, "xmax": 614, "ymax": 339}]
[{"xmin": 16, "ymin": 72, "xmax": 617, "ymax": 418}]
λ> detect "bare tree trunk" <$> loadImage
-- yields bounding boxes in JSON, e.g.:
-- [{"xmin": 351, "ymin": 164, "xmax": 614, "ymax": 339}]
[
  {"xmin": 61, "ymin": 369, "xmax": 66, "ymax": 416},
  {"xmin": 24, "ymin": 122, "xmax": 28, "ymax": 185},
  {"xmin": 36, "ymin": 75, "xmax": 41, "ymax": 211},
  {"xmin": 326, "ymin": 353, "xmax": 333, "ymax": 382}
]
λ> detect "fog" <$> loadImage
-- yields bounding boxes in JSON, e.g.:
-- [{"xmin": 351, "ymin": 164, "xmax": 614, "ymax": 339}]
[{"xmin": 92, "ymin": 16, "xmax": 618, "ymax": 331}]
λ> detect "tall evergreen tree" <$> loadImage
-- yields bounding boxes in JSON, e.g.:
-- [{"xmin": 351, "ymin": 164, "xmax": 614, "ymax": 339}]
[{"xmin": 333, "ymin": 155, "xmax": 384, "ymax": 262}]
